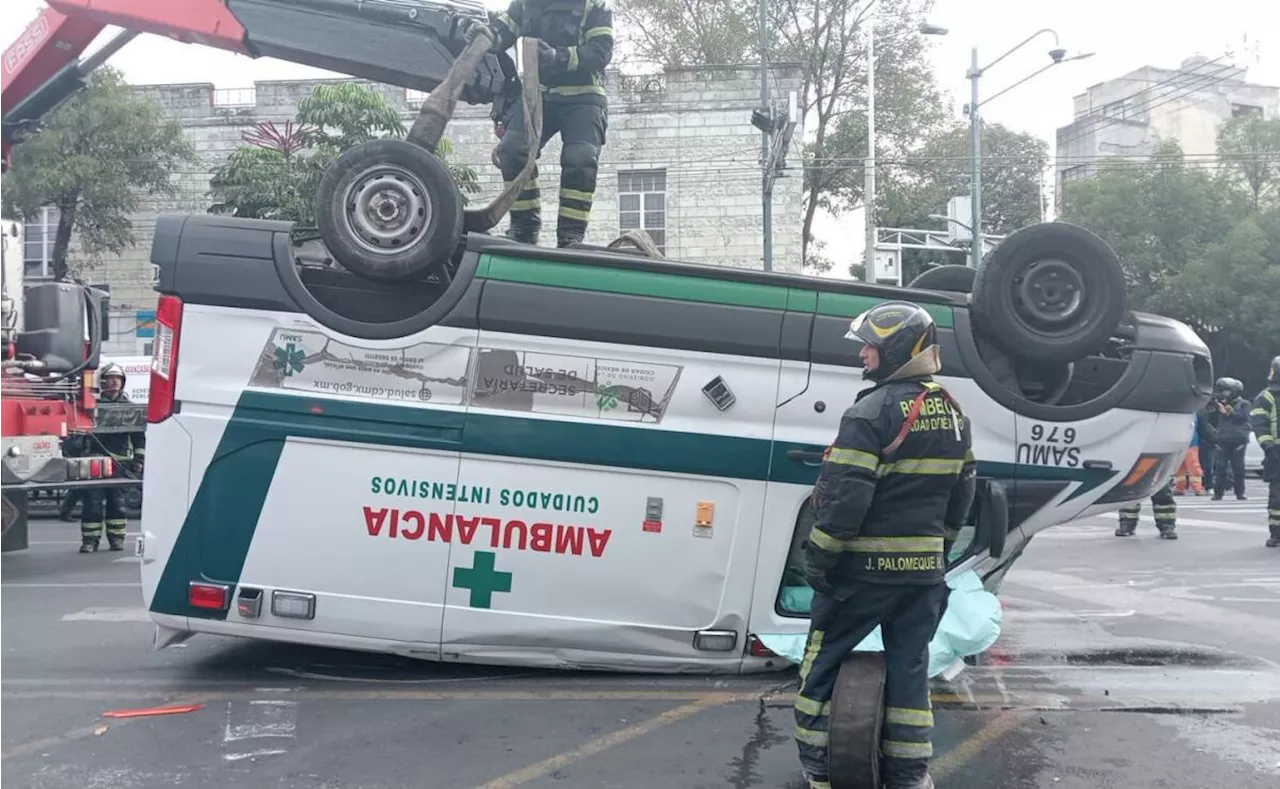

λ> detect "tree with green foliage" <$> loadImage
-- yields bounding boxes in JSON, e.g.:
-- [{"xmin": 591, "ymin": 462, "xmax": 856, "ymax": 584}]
[
  {"xmin": 868, "ymin": 120, "xmax": 1048, "ymax": 280},
  {"xmin": 614, "ymin": 0, "xmax": 950, "ymax": 268},
  {"xmin": 2, "ymin": 67, "xmax": 195, "ymax": 281},
  {"xmin": 1062, "ymin": 140, "xmax": 1280, "ymax": 392},
  {"xmin": 208, "ymin": 82, "xmax": 478, "ymax": 226},
  {"xmin": 1216, "ymin": 113, "xmax": 1280, "ymax": 210}
]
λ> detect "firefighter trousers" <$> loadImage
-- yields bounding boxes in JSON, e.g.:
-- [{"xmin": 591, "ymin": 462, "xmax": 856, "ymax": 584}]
[
  {"xmin": 795, "ymin": 583, "xmax": 949, "ymax": 788},
  {"xmin": 1267, "ymin": 474, "xmax": 1279, "ymax": 544},
  {"xmin": 1214, "ymin": 444, "xmax": 1247, "ymax": 498},
  {"xmin": 1198, "ymin": 444, "xmax": 1217, "ymax": 488},
  {"xmin": 497, "ymin": 98, "xmax": 607, "ymax": 247},
  {"xmin": 81, "ymin": 486, "xmax": 128, "ymax": 545},
  {"xmin": 1117, "ymin": 482, "xmax": 1176, "ymax": 535}
]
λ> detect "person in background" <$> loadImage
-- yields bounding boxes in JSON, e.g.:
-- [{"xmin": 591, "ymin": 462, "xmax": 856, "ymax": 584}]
[
  {"xmin": 1172, "ymin": 425, "xmax": 1205, "ymax": 496},
  {"xmin": 1195, "ymin": 394, "xmax": 1221, "ymax": 489},
  {"xmin": 77, "ymin": 363, "xmax": 144, "ymax": 553},
  {"xmin": 1210, "ymin": 377, "xmax": 1252, "ymax": 501},
  {"xmin": 1116, "ymin": 481, "xmax": 1177, "ymax": 539},
  {"xmin": 1249, "ymin": 356, "xmax": 1279, "ymax": 548}
]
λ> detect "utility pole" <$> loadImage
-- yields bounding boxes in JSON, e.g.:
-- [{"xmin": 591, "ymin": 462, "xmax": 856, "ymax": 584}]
[
  {"xmin": 968, "ymin": 47, "xmax": 982, "ymax": 270},
  {"xmin": 965, "ymin": 30, "xmax": 1093, "ymax": 269},
  {"xmin": 863, "ymin": 17, "xmax": 877, "ymax": 283},
  {"xmin": 759, "ymin": 0, "xmax": 772, "ymax": 271}
]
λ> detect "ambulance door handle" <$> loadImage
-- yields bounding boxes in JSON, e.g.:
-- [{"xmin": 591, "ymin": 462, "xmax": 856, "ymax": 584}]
[
  {"xmin": 1083, "ymin": 460, "xmax": 1112, "ymax": 470},
  {"xmin": 786, "ymin": 449, "xmax": 825, "ymax": 467}
]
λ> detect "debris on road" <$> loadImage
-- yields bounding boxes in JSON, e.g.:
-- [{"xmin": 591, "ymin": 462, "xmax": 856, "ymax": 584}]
[{"xmin": 101, "ymin": 703, "xmax": 205, "ymax": 719}]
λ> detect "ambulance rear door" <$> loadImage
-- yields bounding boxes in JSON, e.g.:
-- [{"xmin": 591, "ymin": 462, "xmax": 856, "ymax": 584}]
[{"xmin": 441, "ymin": 262, "xmax": 784, "ymax": 668}]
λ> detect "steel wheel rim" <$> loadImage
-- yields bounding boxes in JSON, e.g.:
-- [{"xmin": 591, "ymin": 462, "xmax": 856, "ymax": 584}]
[{"xmin": 341, "ymin": 163, "xmax": 433, "ymax": 255}]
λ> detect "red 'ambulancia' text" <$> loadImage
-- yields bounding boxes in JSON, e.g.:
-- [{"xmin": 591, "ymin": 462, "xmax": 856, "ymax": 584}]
[{"xmin": 363, "ymin": 507, "xmax": 613, "ymax": 558}]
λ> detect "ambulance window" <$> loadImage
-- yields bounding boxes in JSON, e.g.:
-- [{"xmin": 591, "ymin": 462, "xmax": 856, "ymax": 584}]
[{"xmin": 774, "ymin": 496, "xmax": 978, "ymax": 618}]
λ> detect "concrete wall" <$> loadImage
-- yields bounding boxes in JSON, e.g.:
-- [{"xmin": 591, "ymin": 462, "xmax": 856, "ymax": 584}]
[{"xmin": 66, "ymin": 64, "xmax": 805, "ymax": 351}]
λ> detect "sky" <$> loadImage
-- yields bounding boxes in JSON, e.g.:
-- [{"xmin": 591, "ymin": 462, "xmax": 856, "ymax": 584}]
[{"xmin": 3, "ymin": 0, "xmax": 1278, "ymax": 276}]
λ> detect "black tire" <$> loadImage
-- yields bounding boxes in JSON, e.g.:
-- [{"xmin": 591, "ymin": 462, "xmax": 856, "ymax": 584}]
[
  {"xmin": 971, "ymin": 222, "xmax": 1126, "ymax": 363},
  {"xmin": 828, "ymin": 651, "xmax": 886, "ymax": 789},
  {"xmin": 316, "ymin": 139, "xmax": 463, "ymax": 283},
  {"xmin": 909, "ymin": 263, "xmax": 977, "ymax": 294}
]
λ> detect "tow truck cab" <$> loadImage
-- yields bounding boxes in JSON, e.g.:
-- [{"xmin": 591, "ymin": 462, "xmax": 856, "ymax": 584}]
[{"xmin": 137, "ymin": 214, "xmax": 1211, "ymax": 672}]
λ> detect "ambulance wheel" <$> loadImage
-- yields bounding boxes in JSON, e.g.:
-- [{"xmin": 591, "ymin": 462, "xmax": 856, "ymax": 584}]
[
  {"xmin": 909, "ymin": 264, "xmax": 976, "ymax": 294},
  {"xmin": 828, "ymin": 651, "xmax": 886, "ymax": 789},
  {"xmin": 971, "ymin": 222, "xmax": 1125, "ymax": 363},
  {"xmin": 317, "ymin": 138, "xmax": 463, "ymax": 283}
]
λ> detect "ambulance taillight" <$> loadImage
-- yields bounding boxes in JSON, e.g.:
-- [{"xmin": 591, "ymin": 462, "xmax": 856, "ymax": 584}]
[
  {"xmin": 188, "ymin": 582, "xmax": 230, "ymax": 611},
  {"xmin": 148, "ymin": 295, "xmax": 183, "ymax": 424}
]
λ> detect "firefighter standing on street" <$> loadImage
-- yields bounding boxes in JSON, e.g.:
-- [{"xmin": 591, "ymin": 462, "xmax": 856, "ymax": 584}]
[
  {"xmin": 795, "ymin": 302, "xmax": 975, "ymax": 789},
  {"xmin": 1115, "ymin": 480, "xmax": 1178, "ymax": 539},
  {"xmin": 1250, "ymin": 355, "xmax": 1280, "ymax": 548},
  {"xmin": 77, "ymin": 363, "xmax": 144, "ymax": 553},
  {"xmin": 1210, "ymin": 377, "xmax": 1252, "ymax": 500},
  {"xmin": 458, "ymin": 0, "xmax": 614, "ymax": 248}
]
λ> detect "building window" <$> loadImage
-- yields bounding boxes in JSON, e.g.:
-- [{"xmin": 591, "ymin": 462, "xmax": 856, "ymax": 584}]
[
  {"xmin": 1232, "ymin": 103, "xmax": 1263, "ymax": 118},
  {"xmin": 618, "ymin": 169, "xmax": 667, "ymax": 253},
  {"xmin": 23, "ymin": 205, "xmax": 60, "ymax": 280},
  {"xmin": 1103, "ymin": 101, "xmax": 1127, "ymax": 120}
]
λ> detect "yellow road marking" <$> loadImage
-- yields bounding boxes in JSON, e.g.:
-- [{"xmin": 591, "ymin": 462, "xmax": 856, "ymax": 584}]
[
  {"xmin": 0, "ymin": 687, "xmax": 1034, "ymax": 706},
  {"xmin": 473, "ymin": 695, "xmax": 732, "ymax": 789},
  {"xmin": 931, "ymin": 710, "xmax": 1030, "ymax": 780}
]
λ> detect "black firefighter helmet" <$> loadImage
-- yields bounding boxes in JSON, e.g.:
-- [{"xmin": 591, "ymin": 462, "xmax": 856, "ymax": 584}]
[
  {"xmin": 1214, "ymin": 376, "xmax": 1243, "ymax": 400},
  {"xmin": 845, "ymin": 301, "xmax": 938, "ymax": 381}
]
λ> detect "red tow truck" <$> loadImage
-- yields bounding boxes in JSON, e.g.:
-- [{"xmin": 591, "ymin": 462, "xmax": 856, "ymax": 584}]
[{"xmin": 1, "ymin": 219, "xmax": 145, "ymax": 552}]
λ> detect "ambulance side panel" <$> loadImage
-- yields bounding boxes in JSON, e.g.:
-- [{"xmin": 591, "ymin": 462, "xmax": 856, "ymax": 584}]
[{"xmin": 436, "ymin": 276, "xmax": 785, "ymax": 669}]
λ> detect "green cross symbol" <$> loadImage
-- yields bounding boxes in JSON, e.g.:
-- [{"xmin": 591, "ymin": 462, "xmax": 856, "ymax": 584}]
[
  {"xmin": 596, "ymin": 383, "xmax": 619, "ymax": 411},
  {"xmin": 273, "ymin": 342, "xmax": 306, "ymax": 377},
  {"xmin": 451, "ymin": 551, "xmax": 512, "ymax": 609}
]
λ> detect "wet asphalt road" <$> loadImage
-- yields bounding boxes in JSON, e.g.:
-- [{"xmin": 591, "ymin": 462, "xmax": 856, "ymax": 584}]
[{"xmin": 3, "ymin": 479, "xmax": 1279, "ymax": 789}]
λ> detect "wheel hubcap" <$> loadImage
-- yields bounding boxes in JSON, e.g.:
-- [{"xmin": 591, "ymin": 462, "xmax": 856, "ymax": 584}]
[
  {"xmin": 1013, "ymin": 258, "xmax": 1086, "ymax": 328},
  {"xmin": 342, "ymin": 164, "xmax": 433, "ymax": 255}
]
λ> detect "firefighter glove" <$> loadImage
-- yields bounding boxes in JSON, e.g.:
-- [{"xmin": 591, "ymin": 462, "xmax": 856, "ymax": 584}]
[{"xmin": 537, "ymin": 40, "xmax": 563, "ymax": 69}]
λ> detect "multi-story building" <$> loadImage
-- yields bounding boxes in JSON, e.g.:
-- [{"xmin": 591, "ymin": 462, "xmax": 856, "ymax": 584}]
[
  {"xmin": 21, "ymin": 64, "xmax": 804, "ymax": 354},
  {"xmin": 1055, "ymin": 54, "xmax": 1279, "ymax": 203}
]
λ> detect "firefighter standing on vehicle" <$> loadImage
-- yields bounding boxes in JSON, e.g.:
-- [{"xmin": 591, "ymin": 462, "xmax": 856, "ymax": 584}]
[
  {"xmin": 794, "ymin": 302, "xmax": 975, "ymax": 789},
  {"xmin": 77, "ymin": 363, "xmax": 144, "ymax": 553},
  {"xmin": 458, "ymin": 0, "xmax": 613, "ymax": 248},
  {"xmin": 1210, "ymin": 377, "xmax": 1252, "ymax": 500},
  {"xmin": 1115, "ymin": 480, "xmax": 1178, "ymax": 539},
  {"xmin": 1251, "ymin": 356, "xmax": 1280, "ymax": 548}
]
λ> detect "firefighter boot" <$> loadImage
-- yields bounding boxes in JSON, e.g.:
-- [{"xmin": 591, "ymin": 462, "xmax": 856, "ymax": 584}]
[
  {"xmin": 107, "ymin": 536, "xmax": 126, "ymax": 552},
  {"xmin": 1267, "ymin": 525, "xmax": 1280, "ymax": 548},
  {"xmin": 505, "ymin": 177, "xmax": 542, "ymax": 245},
  {"xmin": 887, "ymin": 774, "xmax": 935, "ymax": 789},
  {"xmin": 79, "ymin": 539, "xmax": 99, "ymax": 554},
  {"xmin": 1158, "ymin": 525, "xmax": 1179, "ymax": 540}
]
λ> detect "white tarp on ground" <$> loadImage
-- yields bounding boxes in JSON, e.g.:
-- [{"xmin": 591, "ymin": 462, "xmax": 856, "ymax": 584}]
[{"xmin": 757, "ymin": 570, "xmax": 1004, "ymax": 679}]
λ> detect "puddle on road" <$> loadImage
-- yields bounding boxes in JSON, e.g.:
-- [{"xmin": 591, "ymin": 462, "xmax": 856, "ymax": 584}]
[{"xmin": 1059, "ymin": 647, "xmax": 1261, "ymax": 670}]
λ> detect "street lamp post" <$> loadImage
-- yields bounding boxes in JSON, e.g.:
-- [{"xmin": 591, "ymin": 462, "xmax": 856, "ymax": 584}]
[
  {"xmin": 966, "ymin": 30, "xmax": 1093, "ymax": 269},
  {"xmin": 864, "ymin": 17, "xmax": 949, "ymax": 282}
]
